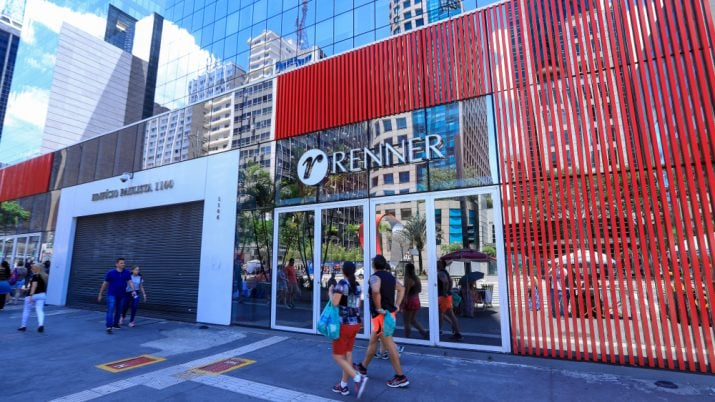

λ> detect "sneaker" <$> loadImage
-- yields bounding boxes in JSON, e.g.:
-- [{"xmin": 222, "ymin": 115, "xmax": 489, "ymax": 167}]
[
  {"xmin": 354, "ymin": 375, "xmax": 368, "ymax": 399},
  {"xmin": 397, "ymin": 346, "xmax": 405, "ymax": 355},
  {"xmin": 113, "ymin": 325, "xmax": 121, "ymax": 330},
  {"xmin": 129, "ymin": 321, "xmax": 135, "ymax": 328},
  {"xmin": 374, "ymin": 351, "xmax": 381, "ymax": 358},
  {"xmin": 451, "ymin": 333, "xmax": 464, "ymax": 341},
  {"xmin": 386, "ymin": 375, "xmax": 409, "ymax": 388},
  {"xmin": 17, "ymin": 327, "xmax": 26, "ymax": 332},
  {"xmin": 106, "ymin": 327, "xmax": 113, "ymax": 334},
  {"xmin": 353, "ymin": 362, "xmax": 367, "ymax": 376},
  {"xmin": 381, "ymin": 351, "xmax": 389, "ymax": 360},
  {"xmin": 37, "ymin": 326, "xmax": 44, "ymax": 333},
  {"xmin": 332, "ymin": 383, "xmax": 349, "ymax": 396}
]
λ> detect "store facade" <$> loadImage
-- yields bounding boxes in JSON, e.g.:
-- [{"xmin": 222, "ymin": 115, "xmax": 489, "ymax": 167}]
[{"xmin": 0, "ymin": 0, "xmax": 713, "ymax": 373}]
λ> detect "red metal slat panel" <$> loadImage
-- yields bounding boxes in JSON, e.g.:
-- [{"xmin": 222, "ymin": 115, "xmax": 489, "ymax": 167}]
[{"xmin": 0, "ymin": 154, "xmax": 54, "ymax": 202}]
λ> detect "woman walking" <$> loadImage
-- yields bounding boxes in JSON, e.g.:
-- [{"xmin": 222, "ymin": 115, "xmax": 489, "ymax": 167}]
[
  {"xmin": 401, "ymin": 263, "xmax": 429, "ymax": 339},
  {"xmin": 120, "ymin": 266, "xmax": 146, "ymax": 327},
  {"xmin": 329, "ymin": 261, "xmax": 368, "ymax": 398},
  {"xmin": 18, "ymin": 263, "xmax": 49, "ymax": 332},
  {"xmin": 0, "ymin": 261, "xmax": 11, "ymax": 310}
]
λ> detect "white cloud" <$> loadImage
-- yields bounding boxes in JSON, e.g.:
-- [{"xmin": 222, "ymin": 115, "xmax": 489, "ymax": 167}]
[
  {"xmin": 5, "ymin": 86, "xmax": 50, "ymax": 129},
  {"xmin": 25, "ymin": 52, "xmax": 56, "ymax": 72},
  {"xmin": 21, "ymin": 0, "xmax": 106, "ymax": 45},
  {"xmin": 155, "ymin": 20, "xmax": 218, "ymax": 109}
]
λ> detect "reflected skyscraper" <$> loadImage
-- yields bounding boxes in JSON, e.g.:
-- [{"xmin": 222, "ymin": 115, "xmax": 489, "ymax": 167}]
[{"xmin": 0, "ymin": 4, "xmax": 22, "ymax": 141}]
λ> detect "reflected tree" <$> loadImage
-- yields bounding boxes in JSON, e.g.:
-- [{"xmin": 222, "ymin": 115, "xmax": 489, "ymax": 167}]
[
  {"xmin": 0, "ymin": 201, "xmax": 30, "ymax": 235},
  {"xmin": 397, "ymin": 213, "xmax": 427, "ymax": 275}
]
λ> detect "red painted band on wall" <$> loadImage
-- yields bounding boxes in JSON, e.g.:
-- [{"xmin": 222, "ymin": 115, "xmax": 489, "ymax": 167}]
[{"xmin": 0, "ymin": 153, "xmax": 53, "ymax": 202}]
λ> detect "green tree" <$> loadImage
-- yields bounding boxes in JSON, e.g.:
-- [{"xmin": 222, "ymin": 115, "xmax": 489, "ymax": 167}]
[{"xmin": 0, "ymin": 201, "xmax": 30, "ymax": 233}]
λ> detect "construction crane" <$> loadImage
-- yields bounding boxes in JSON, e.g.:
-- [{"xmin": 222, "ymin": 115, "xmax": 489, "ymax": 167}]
[{"xmin": 295, "ymin": 0, "xmax": 309, "ymax": 50}]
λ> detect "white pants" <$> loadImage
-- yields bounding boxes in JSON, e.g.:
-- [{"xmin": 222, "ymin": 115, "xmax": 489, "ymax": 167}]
[{"xmin": 21, "ymin": 293, "xmax": 46, "ymax": 327}]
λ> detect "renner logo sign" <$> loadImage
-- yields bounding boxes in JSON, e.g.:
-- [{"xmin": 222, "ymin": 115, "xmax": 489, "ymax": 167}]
[{"xmin": 297, "ymin": 134, "xmax": 446, "ymax": 186}]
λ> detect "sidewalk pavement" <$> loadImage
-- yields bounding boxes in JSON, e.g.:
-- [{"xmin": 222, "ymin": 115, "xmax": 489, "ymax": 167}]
[{"xmin": 2, "ymin": 304, "xmax": 714, "ymax": 401}]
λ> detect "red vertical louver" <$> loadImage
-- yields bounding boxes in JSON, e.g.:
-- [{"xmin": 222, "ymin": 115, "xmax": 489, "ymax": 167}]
[{"xmin": 495, "ymin": 0, "xmax": 715, "ymax": 373}]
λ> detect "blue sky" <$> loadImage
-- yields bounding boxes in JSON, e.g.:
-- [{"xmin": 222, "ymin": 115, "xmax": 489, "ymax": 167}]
[{"xmin": 0, "ymin": 0, "xmax": 160, "ymax": 164}]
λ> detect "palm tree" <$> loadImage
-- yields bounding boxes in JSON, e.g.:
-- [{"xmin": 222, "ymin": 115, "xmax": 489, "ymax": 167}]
[{"xmin": 397, "ymin": 213, "xmax": 427, "ymax": 275}]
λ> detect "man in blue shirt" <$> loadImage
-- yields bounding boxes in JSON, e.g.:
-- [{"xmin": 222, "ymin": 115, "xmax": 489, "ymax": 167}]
[{"xmin": 98, "ymin": 257, "xmax": 136, "ymax": 334}]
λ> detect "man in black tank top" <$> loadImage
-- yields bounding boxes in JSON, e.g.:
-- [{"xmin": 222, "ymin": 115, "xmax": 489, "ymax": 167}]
[
  {"xmin": 437, "ymin": 259, "xmax": 463, "ymax": 341},
  {"xmin": 355, "ymin": 255, "xmax": 409, "ymax": 388}
]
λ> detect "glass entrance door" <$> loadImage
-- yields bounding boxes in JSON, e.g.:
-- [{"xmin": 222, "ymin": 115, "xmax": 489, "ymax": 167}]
[
  {"xmin": 272, "ymin": 201, "xmax": 369, "ymax": 334},
  {"xmin": 369, "ymin": 187, "xmax": 509, "ymax": 352}
]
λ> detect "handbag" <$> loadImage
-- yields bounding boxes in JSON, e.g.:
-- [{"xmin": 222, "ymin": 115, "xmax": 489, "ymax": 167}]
[
  {"xmin": 317, "ymin": 302, "xmax": 341, "ymax": 340},
  {"xmin": 383, "ymin": 310, "xmax": 396, "ymax": 337},
  {"xmin": 8, "ymin": 269, "xmax": 17, "ymax": 286}
]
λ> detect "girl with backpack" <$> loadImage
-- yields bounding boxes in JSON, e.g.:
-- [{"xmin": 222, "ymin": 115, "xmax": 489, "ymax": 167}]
[{"xmin": 329, "ymin": 261, "xmax": 368, "ymax": 398}]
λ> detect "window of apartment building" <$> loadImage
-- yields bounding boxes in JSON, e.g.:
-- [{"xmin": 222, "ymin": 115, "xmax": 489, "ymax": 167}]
[
  {"xmin": 396, "ymin": 117, "xmax": 407, "ymax": 129},
  {"xmin": 384, "ymin": 173, "xmax": 394, "ymax": 184},
  {"xmin": 403, "ymin": 0, "xmax": 411, "ymax": 7},
  {"xmin": 416, "ymin": 18, "xmax": 424, "ymax": 27},
  {"xmin": 404, "ymin": 22, "xmax": 412, "ymax": 30},
  {"xmin": 405, "ymin": 11, "xmax": 412, "ymax": 19},
  {"xmin": 400, "ymin": 208, "xmax": 412, "ymax": 220},
  {"xmin": 397, "ymin": 135, "xmax": 407, "ymax": 144},
  {"xmin": 372, "ymin": 177, "xmax": 379, "ymax": 186},
  {"xmin": 399, "ymin": 171, "xmax": 410, "ymax": 183},
  {"xmin": 383, "ymin": 119, "xmax": 393, "ymax": 132}
]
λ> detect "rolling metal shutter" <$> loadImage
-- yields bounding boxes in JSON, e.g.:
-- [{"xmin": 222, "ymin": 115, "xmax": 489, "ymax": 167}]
[{"xmin": 67, "ymin": 202, "xmax": 203, "ymax": 321}]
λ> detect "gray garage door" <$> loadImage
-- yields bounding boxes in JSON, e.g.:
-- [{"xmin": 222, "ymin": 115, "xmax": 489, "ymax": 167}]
[{"xmin": 67, "ymin": 202, "xmax": 204, "ymax": 321}]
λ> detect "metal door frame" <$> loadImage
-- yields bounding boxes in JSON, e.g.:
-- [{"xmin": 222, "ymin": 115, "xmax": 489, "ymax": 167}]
[
  {"xmin": 272, "ymin": 199, "xmax": 370, "ymax": 336},
  {"xmin": 369, "ymin": 186, "xmax": 510, "ymax": 353}
]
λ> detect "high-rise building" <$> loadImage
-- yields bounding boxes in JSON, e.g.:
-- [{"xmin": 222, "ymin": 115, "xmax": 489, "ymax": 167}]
[
  {"xmin": 0, "ymin": 6, "xmax": 22, "ymax": 141},
  {"xmin": 104, "ymin": 4, "xmax": 137, "ymax": 52}
]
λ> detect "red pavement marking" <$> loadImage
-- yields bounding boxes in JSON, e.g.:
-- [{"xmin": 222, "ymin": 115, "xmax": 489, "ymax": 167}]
[
  {"xmin": 97, "ymin": 355, "xmax": 165, "ymax": 373},
  {"xmin": 192, "ymin": 357, "xmax": 255, "ymax": 375}
]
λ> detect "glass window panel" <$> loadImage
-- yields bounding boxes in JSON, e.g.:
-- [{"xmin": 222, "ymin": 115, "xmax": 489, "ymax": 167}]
[
  {"xmin": 215, "ymin": 0, "xmax": 228, "ymax": 18},
  {"xmin": 333, "ymin": 10, "xmax": 353, "ymax": 42},
  {"xmin": 252, "ymin": 21, "xmax": 267, "ymax": 39},
  {"xmin": 283, "ymin": 0, "xmax": 299, "ymax": 11},
  {"xmin": 375, "ymin": 0, "xmax": 390, "ymax": 27},
  {"xmin": 333, "ymin": 38, "xmax": 353, "ymax": 54},
  {"xmin": 315, "ymin": 18, "xmax": 333, "ymax": 47},
  {"xmin": 226, "ymin": 11, "xmax": 239, "ymax": 34},
  {"xmin": 237, "ymin": 28, "xmax": 251, "ymax": 54},
  {"xmin": 191, "ymin": 11, "xmax": 203, "ymax": 31},
  {"xmin": 203, "ymin": 2, "xmax": 216, "ymax": 25},
  {"xmin": 428, "ymin": 97, "xmax": 497, "ymax": 191},
  {"xmin": 374, "ymin": 199, "xmax": 431, "ymax": 340},
  {"xmin": 236, "ymin": 50, "xmax": 250, "ymax": 70},
  {"xmin": 275, "ymin": 210, "xmax": 315, "ymax": 328},
  {"xmin": 228, "ymin": 0, "xmax": 240, "ymax": 13},
  {"xmin": 214, "ymin": 17, "xmax": 227, "ymax": 40},
  {"xmin": 318, "ymin": 206, "xmax": 366, "ymax": 334},
  {"xmin": 232, "ymin": 207, "xmax": 273, "ymax": 327},
  {"xmin": 212, "ymin": 38, "xmax": 225, "ymax": 59},
  {"xmin": 282, "ymin": 6, "xmax": 299, "ymax": 37},
  {"xmin": 202, "ymin": 24, "xmax": 215, "ymax": 46},
  {"xmin": 267, "ymin": 14, "xmax": 282, "ymax": 36},
  {"xmin": 274, "ymin": 134, "xmax": 319, "ymax": 206},
  {"xmin": 194, "ymin": 0, "xmax": 205, "ymax": 12},
  {"xmin": 253, "ymin": 0, "xmax": 267, "ymax": 23},
  {"xmin": 183, "ymin": 0, "xmax": 194, "ymax": 16},
  {"xmin": 302, "ymin": 0, "xmax": 316, "ymax": 27},
  {"xmin": 375, "ymin": 25, "xmax": 390, "ymax": 41},
  {"xmin": 317, "ymin": 124, "xmax": 370, "ymax": 202},
  {"xmin": 268, "ymin": 0, "xmax": 283, "ymax": 16},
  {"xmin": 315, "ymin": 0, "xmax": 333, "ymax": 22},
  {"xmin": 335, "ymin": 0, "xmax": 352, "ymax": 14},
  {"xmin": 354, "ymin": 3, "xmax": 374, "ymax": 35},
  {"xmin": 369, "ymin": 110, "xmax": 429, "ymax": 196},
  {"xmin": 239, "ymin": 6, "xmax": 253, "ymax": 30},
  {"xmin": 355, "ymin": 0, "xmax": 372, "ymax": 6},
  {"xmin": 462, "ymin": 0, "xmax": 477, "ymax": 11},
  {"xmin": 225, "ymin": 33, "xmax": 238, "ymax": 57},
  {"xmin": 299, "ymin": 24, "xmax": 315, "ymax": 48},
  {"xmin": 435, "ymin": 193, "xmax": 501, "ymax": 346}
]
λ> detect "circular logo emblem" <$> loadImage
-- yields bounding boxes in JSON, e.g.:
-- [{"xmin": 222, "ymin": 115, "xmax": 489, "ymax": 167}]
[{"xmin": 297, "ymin": 149, "xmax": 329, "ymax": 186}]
